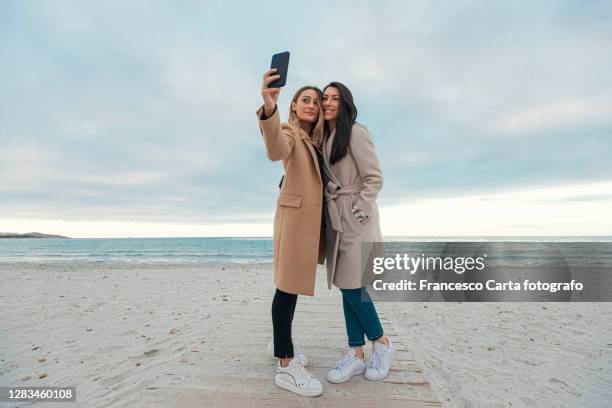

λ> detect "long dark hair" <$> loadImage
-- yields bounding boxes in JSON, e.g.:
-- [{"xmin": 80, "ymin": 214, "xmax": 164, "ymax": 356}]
[{"xmin": 323, "ymin": 82, "xmax": 358, "ymax": 165}]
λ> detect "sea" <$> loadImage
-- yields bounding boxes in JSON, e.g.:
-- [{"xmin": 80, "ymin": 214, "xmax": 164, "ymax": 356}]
[{"xmin": 0, "ymin": 236, "xmax": 610, "ymax": 264}]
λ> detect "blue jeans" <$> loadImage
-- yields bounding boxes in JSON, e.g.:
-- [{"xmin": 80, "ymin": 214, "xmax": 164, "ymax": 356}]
[{"xmin": 340, "ymin": 287, "xmax": 384, "ymax": 347}]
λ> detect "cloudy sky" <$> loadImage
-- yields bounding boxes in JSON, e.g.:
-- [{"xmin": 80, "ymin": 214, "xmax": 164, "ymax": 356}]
[{"xmin": 1, "ymin": 0, "xmax": 611, "ymax": 237}]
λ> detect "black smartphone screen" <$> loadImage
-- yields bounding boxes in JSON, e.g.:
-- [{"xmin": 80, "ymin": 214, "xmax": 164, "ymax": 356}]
[{"xmin": 268, "ymin": 51, "xmax": 290, "ymax": 88}]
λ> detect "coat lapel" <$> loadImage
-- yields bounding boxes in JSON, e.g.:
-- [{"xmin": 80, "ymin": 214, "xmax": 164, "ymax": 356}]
[
  {"xmin": 298, "ymin": 131, "xmax": 322, "ymax": 184},
  {"xmin": 322, "ymin": 129, "xmax": 341, "ymax": 186},
  {"xmin": 321, "ymin": 129, "xmax": 344, "ymax": 289}
]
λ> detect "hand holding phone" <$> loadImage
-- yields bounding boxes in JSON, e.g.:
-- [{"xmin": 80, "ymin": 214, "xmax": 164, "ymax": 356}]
[
  {"xmin": 261, "ymin": 52, "xmax": 290, "ymax": 116},
  {"xmin": 261, "ymin": 69, "xmax": 281, "ymax": 116}
]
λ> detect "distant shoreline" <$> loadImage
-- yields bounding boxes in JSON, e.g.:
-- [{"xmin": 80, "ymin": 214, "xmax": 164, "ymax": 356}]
[
  {"xmin": 1, "ymin": 235, "xmax": 611, "ymax": 241},
  {"xmin": 0, "ymin": 232, "xmax": 70, "ymax": 239}
]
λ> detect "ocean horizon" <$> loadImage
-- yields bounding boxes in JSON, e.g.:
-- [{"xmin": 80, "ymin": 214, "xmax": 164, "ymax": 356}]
[{"xmin": 1, "ymin": 236, "xmax": 611, "ymax": 264}]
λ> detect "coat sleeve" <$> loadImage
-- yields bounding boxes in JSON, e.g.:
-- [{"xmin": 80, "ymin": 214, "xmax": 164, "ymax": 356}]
[
  {"xmin": 349, "ymin": 123, "xmax": 383, "ymax": 217},
  {"xmin": 256, "ymin": 105, "xmax": 295, "ymax": 161}
]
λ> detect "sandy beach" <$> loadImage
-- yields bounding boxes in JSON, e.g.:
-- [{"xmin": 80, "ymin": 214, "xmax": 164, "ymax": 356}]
[{"xmin": 1, "ymin": 261, "xmax": 610, "ymax": 407}]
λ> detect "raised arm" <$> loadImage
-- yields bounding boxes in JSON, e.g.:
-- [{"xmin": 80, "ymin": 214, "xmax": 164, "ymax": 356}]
[
  {"xmin": 350, "ymin": 123, "xmax": 383, "ymax": 217},
  {"xmin": 256, "ymin": 69, "xmax": 295, "ymax": 161},
  {"xmin": 257, "ymin": 106, "xmax": 296, "ymax": 161}
]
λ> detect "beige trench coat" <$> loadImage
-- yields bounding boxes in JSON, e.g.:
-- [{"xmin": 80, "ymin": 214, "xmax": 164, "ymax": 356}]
[
  {"xmin": 322, "ymin": 123, "xmax": 384, "ymax": 289},
  {"xmin": 257, "ymin": 105, "xmax": 325, "ymax": 296}
]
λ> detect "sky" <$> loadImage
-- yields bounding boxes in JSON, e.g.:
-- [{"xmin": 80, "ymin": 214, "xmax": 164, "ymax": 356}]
[{"xmin": 1, "ymin": 0, "xmax": 611, "ymax": 237}]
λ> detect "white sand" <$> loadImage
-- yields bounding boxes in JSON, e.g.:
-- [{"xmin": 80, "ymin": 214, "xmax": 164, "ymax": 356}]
[
  {"xmin": 1, "ymin": 262, "xmax": 610, "ymax": 407},
  {"xmin": 1, "ymin": 262, "xmax": 268, "ymax": 407},
  {"xmin": 390, "ymin": 303, "xmax": 612, "ymax": 407}
]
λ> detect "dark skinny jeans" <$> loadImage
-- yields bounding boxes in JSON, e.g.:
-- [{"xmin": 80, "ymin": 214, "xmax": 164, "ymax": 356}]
[{"xmin": 271, "ymin": 288, "xmax": 298, "ymax": 358}]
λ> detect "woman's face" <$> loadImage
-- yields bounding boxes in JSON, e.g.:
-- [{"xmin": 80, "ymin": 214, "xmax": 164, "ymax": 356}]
[
  {"xmin": 292, "ymin": 89, "xmax": 320, "ymax": 123},
  {"xmin": 322, "ymin": 86, "xmax": 341, "ymax": 122}
]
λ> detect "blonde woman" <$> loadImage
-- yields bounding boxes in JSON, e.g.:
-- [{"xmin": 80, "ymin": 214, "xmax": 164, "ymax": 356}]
[{"xmin": 257, "ymin": 69, "xmax": 328, "ymax": 397}]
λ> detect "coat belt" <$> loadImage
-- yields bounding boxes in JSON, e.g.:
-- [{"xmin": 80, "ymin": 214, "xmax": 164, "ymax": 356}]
[{"xmin": 324, "ymin": 182, "xmax": 363, "ymax": 233}]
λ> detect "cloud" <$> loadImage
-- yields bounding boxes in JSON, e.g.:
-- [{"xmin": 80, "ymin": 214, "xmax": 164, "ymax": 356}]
[
  {"xmin": 1, "ymin": 0, "xmax": 611, "ymax": 234},
  {"xmin": 3, "ymin": 179, "xmax": 611, "ymax": 237},
  {"xmin": 380, "ymin": 180, "xmax": 612, "ymax": 236},
  {"xmin": 489, "ymin": 98, "xmax": 612, "ymax": 134}
]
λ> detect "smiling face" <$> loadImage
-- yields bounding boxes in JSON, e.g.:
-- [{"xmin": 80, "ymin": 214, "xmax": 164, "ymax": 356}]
[
  {"xmin": 291, "ymin": 89, "xmax": 320, "ymax": 123},
  {"xmin": 323, "ymin": 86, "xmax": 341, "ymax": 123}
]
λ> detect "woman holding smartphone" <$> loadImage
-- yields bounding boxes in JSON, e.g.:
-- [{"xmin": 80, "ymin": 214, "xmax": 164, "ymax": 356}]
[
  {"xmin": 257, "ymin": 69, "xmax": 328, "ymax": 397},
  {"xmin": 320, "ymin": 82, "xmax": 395, "ymax": 384}
]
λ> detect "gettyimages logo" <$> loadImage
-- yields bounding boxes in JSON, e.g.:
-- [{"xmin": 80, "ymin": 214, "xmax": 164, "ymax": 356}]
[{"xmin": 372, "ymin": 253, "xmax": 488, "ymax": 275}]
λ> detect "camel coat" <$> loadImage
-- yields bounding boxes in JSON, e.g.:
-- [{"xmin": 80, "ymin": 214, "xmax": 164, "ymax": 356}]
[
  {"xmin": 257, "ymin": 105, "xmax": 325, "ymax": 296},
  {"xmin": 322, "ymin": 123, "xmax": 384, "ymax": 289}
]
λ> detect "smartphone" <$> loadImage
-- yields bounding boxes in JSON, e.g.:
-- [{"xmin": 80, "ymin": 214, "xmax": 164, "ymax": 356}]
[{"xmin": 268, "ymin": 51, "xmax": 290, "ymax": 88}]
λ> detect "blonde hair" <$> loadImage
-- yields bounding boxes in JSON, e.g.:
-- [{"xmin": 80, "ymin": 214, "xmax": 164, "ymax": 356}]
[{"xmin": 287, "ymin": 86, "xmax": 324, "ymax": 147}]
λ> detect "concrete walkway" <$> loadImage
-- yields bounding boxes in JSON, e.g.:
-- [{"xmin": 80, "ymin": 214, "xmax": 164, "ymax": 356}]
[{"xmin": 141, "ymin": 269, "xmax": 442, "ymax": 407}]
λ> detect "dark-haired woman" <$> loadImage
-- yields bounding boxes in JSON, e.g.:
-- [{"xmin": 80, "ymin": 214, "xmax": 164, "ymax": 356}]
[
  {"xmin": 257, "ymin": 69, "xmax": 327, "ymax": 397},
  {"xmin": 320, "ymin": 82, "xmax": 395, "ymax": 384}
]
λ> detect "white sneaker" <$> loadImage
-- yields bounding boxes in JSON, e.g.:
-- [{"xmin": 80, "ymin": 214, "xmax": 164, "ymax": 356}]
[
  {"xmin": 267, "ymin": 341, "xmax": 309, "ymax": 367},
  {"xmin": 365, "ymin": 338, "xmax": 395, "ymax": 381},
  {"xmin": 326, "ymin": 349, "xmax": 366, "ymax": 383},
  {"xmin": 275, "ymin": 357, "xmax": 323, "ymax": 397}
]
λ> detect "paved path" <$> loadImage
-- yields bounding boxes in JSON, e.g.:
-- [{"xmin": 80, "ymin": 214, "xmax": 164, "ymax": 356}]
[{"xmin": 142, "ymin": 270, "xmax": 442, "ymax": 407}]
